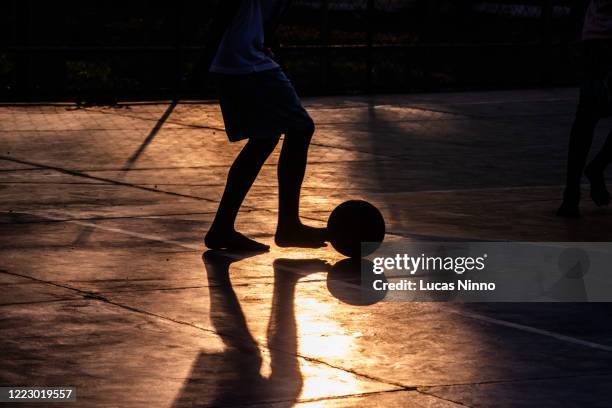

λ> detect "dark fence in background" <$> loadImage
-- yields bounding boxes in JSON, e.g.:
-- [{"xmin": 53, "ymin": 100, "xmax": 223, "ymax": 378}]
[{"xmin": 0, "ymin": 0, "xmax": 587, "ymax": 102}]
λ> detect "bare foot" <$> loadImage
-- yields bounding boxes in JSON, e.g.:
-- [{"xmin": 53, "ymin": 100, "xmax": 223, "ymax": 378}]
[
  {"xmin": 204, "ymin": 228, "xmax": 270, "ymax": 252},
  {"xmin": 275, "ymin": 224, "xmax": 327, "ymax": 248},
  {"xmin": 557, "ymin": 188, "xmax": 581, "ymax": 218},
  {"xmin": 556, "ymin": 202, "xmax": 581, "ymax": 218}
]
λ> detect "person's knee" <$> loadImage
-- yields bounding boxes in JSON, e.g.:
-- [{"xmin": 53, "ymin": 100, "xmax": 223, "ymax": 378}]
[
  {"xmin": 302, "ymin": 116, "xmax": 315, "ymax": 138},
  {"xmin": 247, "ymin": 136, "xmax": 281, "ymax": 155},
  {"xmin": 289, "ymin": 116, "xmax": 315, "ymax": 144}
]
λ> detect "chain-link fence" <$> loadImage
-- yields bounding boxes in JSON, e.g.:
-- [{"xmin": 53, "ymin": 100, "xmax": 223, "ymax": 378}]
[{"xmin": 0, "ymin": 0, "xmax": 587, "ymax": 101}]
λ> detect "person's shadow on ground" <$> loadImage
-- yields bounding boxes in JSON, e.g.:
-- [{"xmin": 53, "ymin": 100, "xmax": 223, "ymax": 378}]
[{"xmin": 171, "ymin": 252, "xmax": 328, "ymax": 407}]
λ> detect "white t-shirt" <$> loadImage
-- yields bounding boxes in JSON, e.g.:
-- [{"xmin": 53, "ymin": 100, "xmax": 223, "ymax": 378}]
[
  {"xmin": 210, "ymin": 0, "xmax": 280, "ymax": 74},
  {"xmin": 583, "ymin": 0, "xmax": 612, "ymax": 40}
]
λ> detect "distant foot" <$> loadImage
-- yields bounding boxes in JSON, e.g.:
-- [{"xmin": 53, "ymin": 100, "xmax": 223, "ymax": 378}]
[
  {"xmin": 204, "ymin": 229, "xmax": 270, "ymax": 252},
  {"xmin": 556, "ymin": 202, "xmax": 581, "ymax": 218},
  {"xmin": 275, "ymin": 224, "xmax": 327, "ymax": 248},
  {"xmin": 585, "ymin": 165, "xmax": 611, "ymax": 207}
]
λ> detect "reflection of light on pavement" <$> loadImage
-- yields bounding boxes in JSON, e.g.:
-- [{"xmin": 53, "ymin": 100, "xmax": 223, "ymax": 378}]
[
  {"xmin": 295, "ymin": 296, "xmax": 364, "ymax": 399},
  {"xmin": 258, "ymin": 348, "xmax": 272, "ymax": 380},
  {"xmin": 299, "ymin": 364, "xmax": 364, "ymax": 400},
  {"xmin": 296, "ymin": 297, "xmax": 355, "ymax": 357},
  {"xmin": 253, "ymin": 295, "xmax": 368, "ymax": 400}
]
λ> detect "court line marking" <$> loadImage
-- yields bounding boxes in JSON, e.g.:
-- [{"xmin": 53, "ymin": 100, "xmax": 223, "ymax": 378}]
[
  {"xmin": 367, "ymin": 184, "xmax": 568, "ymax": 195},
  {"xmin": 0, "ymin": 211, "xmax": 218, "ymax": 224},
  {"xmin": 0, "ymin": 156, "xmax": 219, "ymax": 203},
  {"xmin": 440, "ymin": 306, "xmax": 612, "ymax": 353},
  {"xmin": 0, "ymin": 157, "xmax": 399, "ymax": 172},
  {"xmin": 428, "ymin": 96, "xmax": 576, "ymax": 106},
  {"xmin": 35, "ymin": 210, "xmax": 202, "ymax": 251},
  {"xmin": 20, "ymin": 209, "xmax": 612, "ymax": 355}
]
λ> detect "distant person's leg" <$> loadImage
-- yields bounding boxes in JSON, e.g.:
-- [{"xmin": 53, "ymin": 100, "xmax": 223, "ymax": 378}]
[
  {"xmin": 585, "ymin": 129, "xmax": 612, "ymax": 206},
  {"xmin": 558, "ymin": 41, "xmax": 606, "ymax": 217},
  {"xmin": 558, "ymin": 101, "xmax": 601, "ymax": 216},
  {"xmin": 205, "ymin": 136, "xmax": 280, "ymax": 251},
  {"xmin": 585, "ymin": 41, "xmax": 612, "ymax": 207}
]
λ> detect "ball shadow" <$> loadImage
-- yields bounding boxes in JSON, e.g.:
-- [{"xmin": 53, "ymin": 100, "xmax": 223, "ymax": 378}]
[{"xmin": 326, "ymin": 258, "xmax": 388, "ymax": 306}]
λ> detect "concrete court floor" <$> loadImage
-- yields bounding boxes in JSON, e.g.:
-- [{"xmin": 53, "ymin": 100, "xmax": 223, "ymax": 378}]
[{"xmin": 1, "ymin": 88, "xmax": 612, "ymax": 407}]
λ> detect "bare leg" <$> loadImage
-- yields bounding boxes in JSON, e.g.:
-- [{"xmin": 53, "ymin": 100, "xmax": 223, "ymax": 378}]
[
  {"xmin": 558, "ymin": 103, "xmax": 600, "ymax": 217},
  {"xmin": 205, "ymin": 137, "xmax": 280, "ymax": 251},
  {"xmin": 275, "ymin": 122, "xmax": 327, "ymax": 248},
  {"xmin": 585, "ymin": 129, "xmax": 612, "ymax": 206}
]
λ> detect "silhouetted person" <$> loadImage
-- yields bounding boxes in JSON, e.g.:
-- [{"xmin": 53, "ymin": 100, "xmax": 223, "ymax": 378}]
[
  {"xmin": 171, "ymin": 252, "xmax": 327, "ymax": 407},
  {"xmin": 200, "ymin": 0, "xmax": 326, "ymax": 250},
  {"xmin": 558, "ymin": 0, "xmax": 612, "ymax": 217}
]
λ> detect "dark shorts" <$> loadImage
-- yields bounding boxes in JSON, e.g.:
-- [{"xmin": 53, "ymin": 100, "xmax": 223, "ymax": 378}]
[{"xmin": 213, "ymin": 68, "xmax": 314, "ymax": 142}]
